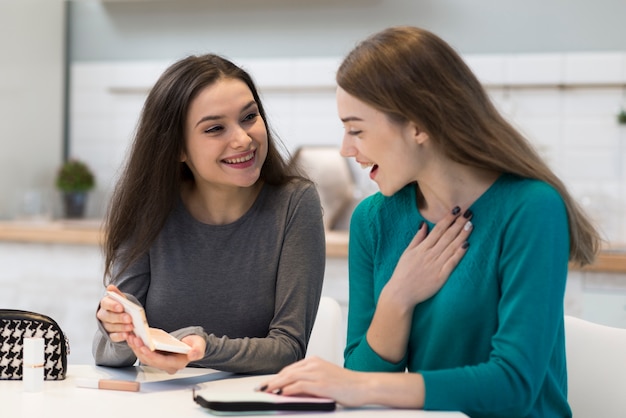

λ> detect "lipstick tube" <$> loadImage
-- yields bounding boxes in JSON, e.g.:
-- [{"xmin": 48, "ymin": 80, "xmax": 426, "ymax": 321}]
[{"xmin": 23, "ymin": 337, "xmax": 45, "ymax": 392}]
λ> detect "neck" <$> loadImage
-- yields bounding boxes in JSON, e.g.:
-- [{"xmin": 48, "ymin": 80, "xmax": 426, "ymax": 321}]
[
  {"xmin": 417, "ymin": 163, "xmax": 500, "ymax": 223},
  {"xmin": 181, "ymin": 180, "xmax": 263, "ymax": 225}
]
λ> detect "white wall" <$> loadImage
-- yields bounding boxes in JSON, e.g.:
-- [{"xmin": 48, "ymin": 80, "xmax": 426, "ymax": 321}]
[
  {"xmin": 0, "ymin": 1, "xmax": 65, "ymax": 219},
  {"xmin": 3, "ymin": 0, "xmax": 626, "ymax": 220},
  {"xmin": 69, "ymin": 0, "xmax": 626, "ymax": 61},
  {"xmin": 0, "ymin": 242, "xmax": 104, "ymax": 364},
  {"xmin": 69, "ymin": 52, "xmax": 626, "ymax": 244}
]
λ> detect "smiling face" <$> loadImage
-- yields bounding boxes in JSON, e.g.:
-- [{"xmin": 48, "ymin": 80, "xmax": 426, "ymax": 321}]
[
  {"xmin": 181, "ymin": 78, "xmax": 268, "ymax": 191},
  {"xmin": 336, "ymin": 87, "xmax": 429, "ymax": 196}
]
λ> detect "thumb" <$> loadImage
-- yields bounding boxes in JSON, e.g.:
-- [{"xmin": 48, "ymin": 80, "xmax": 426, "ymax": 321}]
[
  {"xmin": 188, "ymin": 347, "xmax": 204, "ymax": 362},
  {"xmin": 183, "ymin": 336, "xmax": 206, "ymax": 361}
]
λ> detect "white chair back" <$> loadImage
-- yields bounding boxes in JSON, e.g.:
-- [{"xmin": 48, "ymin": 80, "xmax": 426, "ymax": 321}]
[
  {"xmin": 290, "ymin": 146, "xmax": 355, "ymax": 230},
  {"xmin": 306, "ymin": 296, "xmax": 345, "ymax": 366},
  {"xmin": 564, "ymin": 315, "xmax": 626, "ymax": 418}
]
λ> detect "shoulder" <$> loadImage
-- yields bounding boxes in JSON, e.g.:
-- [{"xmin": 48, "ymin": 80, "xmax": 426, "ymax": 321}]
[
  {"xmin": 265, "ymin": 178, "xmax": 320, "ymax": 204},
  {"xmin": 351, "ymin": 184, "xmax": 414, "ymax": 230},
  {"xmin": 496, "ymin": 174, "xmax": 564, "ymax": 211},
  {"xmin": 353, "ymin": 184, "xmax": 414, "ymax": 217},
  {"xmin": 488, "ymin": 174, "xmax": 568, "ymax": 237},
  {"xmin": 261, "ymin": 179, "xmax": 323, "ymax": 222},
  {"xmin": 351, "ymin": 192, "xmax": 382, "ymax": 224}
]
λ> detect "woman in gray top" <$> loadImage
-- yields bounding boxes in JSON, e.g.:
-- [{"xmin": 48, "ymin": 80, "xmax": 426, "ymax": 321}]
[{"xmin": 92, "ymin": 54, "xmax": 325, "ymax": 375}]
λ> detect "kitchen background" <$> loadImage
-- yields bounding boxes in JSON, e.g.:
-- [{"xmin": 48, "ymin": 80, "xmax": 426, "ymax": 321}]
[{"xmin": 2, "ymin": 0, "xmax": 626, "ymax": 363}]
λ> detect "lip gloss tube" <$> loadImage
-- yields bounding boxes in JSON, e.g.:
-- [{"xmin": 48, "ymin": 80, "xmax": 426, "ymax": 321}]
[
  {"xmin": 76, "ymin": 378, "xmax": 140, "ymax": 392},
  {"xmin": 23, "ymin": 337, "xmax": 45, "ymax": 392}
]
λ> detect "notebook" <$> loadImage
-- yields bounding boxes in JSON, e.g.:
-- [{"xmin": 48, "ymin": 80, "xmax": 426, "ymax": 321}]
[
  {"xmin": 106, "ymin": 290, "xmax": 191, "ymax": 354},
  {"xmin": 193, "ymin": 389, "xmax": 336, "ymax": 415}
]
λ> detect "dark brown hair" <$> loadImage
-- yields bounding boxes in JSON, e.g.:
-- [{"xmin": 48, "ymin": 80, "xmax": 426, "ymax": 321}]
[
  {"xmin": 337, "ymin": 26, "xmax": 600, "ymax": 265},
  {"xmin": 103, "ymin": 54, "xmax": 298, "ymax": 282}
]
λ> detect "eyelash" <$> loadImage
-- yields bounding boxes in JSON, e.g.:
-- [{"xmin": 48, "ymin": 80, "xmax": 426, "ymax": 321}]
[
  {"xmin": 203, "ymin": 112, "xmax": 259, "ymax": 134},
  {"xmin": 242, "ymin": 112, "xmax": 258, "ymax": 122},
  {"xmin": 204, "ymin": 125, "xmax": 223, "ymax": 134},
  {"xmin": 348, "ymin": 130, "xmax": 362, "ymax": 136}
]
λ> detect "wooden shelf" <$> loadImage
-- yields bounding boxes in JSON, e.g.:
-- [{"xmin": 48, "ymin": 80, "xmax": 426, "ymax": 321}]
[
  {"xmin": 0, "ymin": 220, "xmax": 351, "ymax": 257},
  {"xmin": 325, "ymin": 230, "xmax": 349, "ymax": 258},
  {"xmin": 0, "ymin": 220, "xmax": 104, "ymax": 246},
  {"xmin": 569, "ymin": 250, "xmax": 626, "ymax": 274}
]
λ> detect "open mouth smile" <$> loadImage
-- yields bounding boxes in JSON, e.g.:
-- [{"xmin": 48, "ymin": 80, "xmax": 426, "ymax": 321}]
[
  {"xmin": 358, "ymin": 160, "xmax": 379, "ymax": 179},
  {"xmin": 223, "ymin": 150, "xmax": 255, "ymax": 165}
]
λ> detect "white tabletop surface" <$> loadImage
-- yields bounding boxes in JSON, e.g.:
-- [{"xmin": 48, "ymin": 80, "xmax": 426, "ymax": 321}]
[{"xmin": 1, "ymin": 365, "xmax": 468, "ymax": 417}]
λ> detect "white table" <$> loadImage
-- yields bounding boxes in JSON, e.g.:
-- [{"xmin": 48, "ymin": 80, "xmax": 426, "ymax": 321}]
[{"xmin": 1, "ymin": 365, "xmax": 467, "ymax": 417}]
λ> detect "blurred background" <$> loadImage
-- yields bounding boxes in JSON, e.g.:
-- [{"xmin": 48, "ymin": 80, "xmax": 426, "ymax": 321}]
[{"xmin": 2, "ymin": 0, "xmax": 626, "ymax": 363}]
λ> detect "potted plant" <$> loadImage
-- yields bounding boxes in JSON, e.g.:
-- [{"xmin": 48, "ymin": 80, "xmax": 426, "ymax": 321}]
[{"xmin": 55, "ymin": 158, "xmax": 95, "ymax": 219}]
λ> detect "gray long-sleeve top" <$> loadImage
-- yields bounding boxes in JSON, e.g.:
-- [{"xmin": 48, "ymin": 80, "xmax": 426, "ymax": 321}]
[{"xmin": 93, "ymin": 180, "xmax": 326, "ymax": 374}]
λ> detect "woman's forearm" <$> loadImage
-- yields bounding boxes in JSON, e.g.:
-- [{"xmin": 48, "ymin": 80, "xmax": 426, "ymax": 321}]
[{"xmin": 365, "ymin": 285, "xmax": 414, "ymax": 363}]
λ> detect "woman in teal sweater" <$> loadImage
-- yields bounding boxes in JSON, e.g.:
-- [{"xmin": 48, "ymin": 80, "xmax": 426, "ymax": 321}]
[{"xmin": 260, "ymin": 26, "xmax": 600, "ymax": 417}]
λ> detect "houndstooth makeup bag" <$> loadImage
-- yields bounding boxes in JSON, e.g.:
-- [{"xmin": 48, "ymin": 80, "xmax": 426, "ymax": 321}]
[{"xmin": 0, "ymin": 310, "xmax": 69, "ymax": 380}]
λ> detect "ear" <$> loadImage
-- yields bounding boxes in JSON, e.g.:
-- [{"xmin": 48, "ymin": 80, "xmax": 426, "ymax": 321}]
[
  {"xmin": 409, "ymin": 122, "xmax": 429, "ymax": 145},
  {"xmin": 180, "ymin": 151, "xmax": 187, "ymax": 163}
]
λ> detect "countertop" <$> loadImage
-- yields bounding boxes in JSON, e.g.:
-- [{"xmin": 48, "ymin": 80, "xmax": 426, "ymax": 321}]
[{"xmin": 0, "ymin": 220, "xmax": 623, "ymax": 272}]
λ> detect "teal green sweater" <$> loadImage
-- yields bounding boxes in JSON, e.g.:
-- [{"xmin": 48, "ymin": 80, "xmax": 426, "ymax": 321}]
[{"xmin": 345, "ymin": 174, "xmax": 571, "ymax": 418}]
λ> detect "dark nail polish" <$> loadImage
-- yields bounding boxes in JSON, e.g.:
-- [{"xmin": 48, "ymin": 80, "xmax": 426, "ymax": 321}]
[
  {"xmin": 462, "ymin": 241, "xmax": 470, "ymax": 249},
  {"xmin": 451, "ymin": 206, "xmax": 460, "ymax": 215},
  {"xmin": 274, "ymin": 388, "xmax": 283, "ymax": 395},
  {"xmin": 418, "ymin": 221, "xmax": 425, "ymax": 230},
  {"xmin": 257, "ymin": 385, "xmax": 268, "ymax": 392},
  {"xmin": 463, "ymin": 209, "xmax": 473, "ymax": 219}
]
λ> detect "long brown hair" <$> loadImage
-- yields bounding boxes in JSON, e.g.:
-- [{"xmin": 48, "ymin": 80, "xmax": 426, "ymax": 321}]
[
  {"xmin": 336, "ymin": 26, "xmax": 600, "ymax": 265},
  {"xmin": 103, "ymin": 54, "xmax": 298, "ymax": 282}
]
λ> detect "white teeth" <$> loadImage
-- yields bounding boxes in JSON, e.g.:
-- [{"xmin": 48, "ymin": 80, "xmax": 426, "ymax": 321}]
[
  {"xmin": 360, "ymin": 162, "xmax": 374, "ymax": 169},
  {"xmin": 225, "ymin": 153, "xmax": 254, "ymax": 164}
]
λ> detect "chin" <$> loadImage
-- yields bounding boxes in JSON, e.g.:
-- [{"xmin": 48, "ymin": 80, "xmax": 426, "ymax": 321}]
[
  {"xmin": 242, "ymin": 175, "xmax": 262, "ymax": 188},
  {"xmin": 377, "ymin": 182, "xmax": 403, "ymax": 197},
  {"xmin": 235, "ymin": 169, "xmax": 261, "ymax": 185},
  {"xmin": 377, "ymin": 186, "xmax": 393, "ymax": 197}
]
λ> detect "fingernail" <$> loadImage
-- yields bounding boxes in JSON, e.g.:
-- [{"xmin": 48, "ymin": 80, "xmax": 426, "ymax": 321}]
[
  {"xmin": 462, "ymin": 241, "xmax": 470, "ymax": 249},
  {"xmin": 463, "ymin": 209, "xmax": 472, "ymax": 219},
  {"xmin": 418, "ymin": 220, "xmax": 424, "ymax": 230},
  {"xmin": 451, "ymin": 206, "xmax": 460, "ymax": 215},
  {"xmin": 464, "ymin": 221, "xmax": 472, "ymax": 231},
  {"xmin": 255, "ymin": 384, "xmax": 268, "ymax": 392},
  {"xmin": 273, "ymin": 388, "xmax": 282, "ymax": 395}
]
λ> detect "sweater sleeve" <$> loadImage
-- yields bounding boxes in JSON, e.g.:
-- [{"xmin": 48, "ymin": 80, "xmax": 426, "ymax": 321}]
[
  {"xmin": 344, "ymin": 196, "xmax": 407, "ymax": 372},
  {"xmin": 189, "ymin": 184, "xmax": 326, "ymax": 374},
  {"xmin": 92, "ymin": 254, "xmax": 151, "ymax": 367},
  {"xmin": 422, "ymin": 184, "xmax": 570, "ymax": 416},
  {"xmin": 92, "ymin": 321, "xmax": 137, "ymax": 367}
]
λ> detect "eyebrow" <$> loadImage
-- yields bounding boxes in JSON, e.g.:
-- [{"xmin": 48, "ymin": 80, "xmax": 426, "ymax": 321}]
[
  {"xmin": 194, "ymin": 100, "xmax": 257, "ymax": 128},
  {"xmin": 340, "ymin": 116, "xmax": 363, "ymax": 123}
]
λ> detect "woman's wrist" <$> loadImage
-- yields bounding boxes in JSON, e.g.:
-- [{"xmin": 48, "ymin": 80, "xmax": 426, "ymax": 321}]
[
  {"xmin": 367, "ymin": 372, "xmax": 425, "ymax": 408},
  {"xmin": 379, "ymin": 282, "xmax": 415, "ymax": 315}
]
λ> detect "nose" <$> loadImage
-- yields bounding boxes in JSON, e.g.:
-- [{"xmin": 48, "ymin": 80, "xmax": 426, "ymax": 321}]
[
  {"xmin": 340, "ymin": 134, "xmax": 356, "ymax": 158},
  {"xmin": 231, "ymin": 125, "xmax": 252, "ymax": 148}
]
